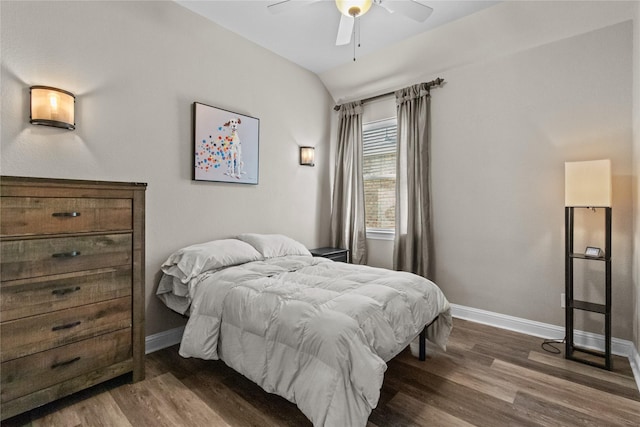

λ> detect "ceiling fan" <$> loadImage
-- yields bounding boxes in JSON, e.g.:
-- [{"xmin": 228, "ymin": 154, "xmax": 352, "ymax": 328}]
[{"xmin": 267, "ymin": 0, "xmax": 434, "ymax": 46}]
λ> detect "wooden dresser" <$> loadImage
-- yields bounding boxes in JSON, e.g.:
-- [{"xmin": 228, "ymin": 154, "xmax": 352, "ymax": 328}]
[{"xmin": 0, "ymin": 176, "xmax": 146, "ymax": 420}]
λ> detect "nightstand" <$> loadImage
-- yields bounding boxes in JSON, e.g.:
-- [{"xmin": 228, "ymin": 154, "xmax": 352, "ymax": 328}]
[{"xmin": 309, "ymin": 247, "xmax": 350, "ymax": 263}]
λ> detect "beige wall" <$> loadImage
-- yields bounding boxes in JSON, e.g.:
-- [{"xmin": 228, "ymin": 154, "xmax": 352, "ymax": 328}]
[
  {"xmin": 328, "ymin": 2, "xmax": 637, "ymax": 341},
  {"xmin": 633, "ymin": 2, "xmax": 640, "ymax": 356},
  {"xmin": 0, "ymin": 1, "xmax": 334, "ymax": 335},
  {"xmin": 2, "ymin": 0, "xmax": 638, "ymax": 346},
  {"xmin": 321, "ymin": 1, "xmax": 638, "ymax": 103},
  {"xmin": 431, "ymin": 21, "xmax": 633, "ymax": 340}
]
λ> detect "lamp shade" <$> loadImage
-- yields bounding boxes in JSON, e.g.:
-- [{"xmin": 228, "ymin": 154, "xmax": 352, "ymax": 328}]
[
  {"xmin": 300, "ymin": 146, "xmax": 315, "ymax": 166},
  {"xmin": 30, "ymin": 86, "xmax": 75, "ymax": 130},
  {"xmin": 335, "ymin": 0, "xmax": 372, "ymax": 17},
  {"xmin": 565, "ymin": 159, "xmax": 612, "ymax": 207}
]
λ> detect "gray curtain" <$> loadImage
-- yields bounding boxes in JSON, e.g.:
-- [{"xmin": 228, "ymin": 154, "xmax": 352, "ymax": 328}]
[
  {"xmin": 393, "ymin": 83, "xmax": 433, "ymax": 278},
  {"xmin": 330, "ymin": 101, "xmax": 367, "ymax": 264}
]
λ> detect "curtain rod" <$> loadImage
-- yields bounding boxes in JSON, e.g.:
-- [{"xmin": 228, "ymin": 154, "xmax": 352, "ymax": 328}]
[{"xmin": 333, "ymin": 77, "xmax": 445, "ymax": 111}]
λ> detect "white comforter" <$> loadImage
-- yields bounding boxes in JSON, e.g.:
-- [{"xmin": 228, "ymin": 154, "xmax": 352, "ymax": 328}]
[{"xmin": 177, "ymin": 256, "xmax": 451, "ymax": 426}]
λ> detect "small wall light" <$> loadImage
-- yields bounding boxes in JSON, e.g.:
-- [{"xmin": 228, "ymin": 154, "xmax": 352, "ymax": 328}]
[
  {"xmin": 300, "ymin": 146, "xmax": 315, "ymax": 166},
  {"xmin": 30, "ymin": 86, "xmax": 75, "ymax": 130}
]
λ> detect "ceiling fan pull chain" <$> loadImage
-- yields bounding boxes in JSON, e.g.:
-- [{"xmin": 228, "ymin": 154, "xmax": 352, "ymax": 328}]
[{"xmin": 353, "ymin": 17, "xmax": 356, "ymax": 61}]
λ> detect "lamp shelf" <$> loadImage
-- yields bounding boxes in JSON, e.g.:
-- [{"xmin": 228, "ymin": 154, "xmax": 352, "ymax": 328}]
[
  {"xmin": 566, "ymin": 345, "xmax": 611, "ymax": 370},
  {"xmin": 569, "ymin": 253, "xmax": 607, "ymax": 261},
  {"xmin": 565, "ymin": 206, "xmax": 612, "ymax": 370},
  {"xmin": 569, "ymin": 299, "xmax": 607, "ymax": 314}
]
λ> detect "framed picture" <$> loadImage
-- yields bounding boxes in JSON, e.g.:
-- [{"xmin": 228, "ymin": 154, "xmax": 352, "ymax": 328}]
[
  {"xmin": 585, "ymin": 246, "xmax": 602, "ymax": 257},
  {"xmin": 193, "ymin": 102, "xmax": 259, "ymax": 184}
]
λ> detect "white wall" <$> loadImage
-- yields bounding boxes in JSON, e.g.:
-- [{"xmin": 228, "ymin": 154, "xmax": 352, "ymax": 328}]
[
  {"xmin": 0, "ymin": 1, "xmax": 334, "ymax": 335},
  {"xmin": 324, "ymin": 2, "xmax": 636, "ymax": 341}
]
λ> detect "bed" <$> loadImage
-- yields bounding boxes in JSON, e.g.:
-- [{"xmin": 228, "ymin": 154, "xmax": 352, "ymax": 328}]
[{"xmin": 156, "ymin": 234, "xmax": 452, "ymax": 427}]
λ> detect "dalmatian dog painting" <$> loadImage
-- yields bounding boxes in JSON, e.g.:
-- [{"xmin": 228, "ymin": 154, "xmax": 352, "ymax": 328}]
[
  {"xmin": 223, "ymin": 118, "xmax": 244, "ymax": 179},
  {"xmin": 193, "ymin": 102, "xmax": 259, "ymax": 184}
]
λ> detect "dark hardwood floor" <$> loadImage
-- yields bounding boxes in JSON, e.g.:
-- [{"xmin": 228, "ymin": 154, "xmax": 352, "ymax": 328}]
[{"xmin": 4, "ymin": 318, "xmax": 639, "ymax": 426}]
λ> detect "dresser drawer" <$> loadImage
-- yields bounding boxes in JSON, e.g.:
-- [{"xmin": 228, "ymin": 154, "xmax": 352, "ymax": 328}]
[
  {"xmin": 1, "ymin": 328, "xmax": 131, "ymax": 404},
  {"xmin": 1, "ymin": 197, "xmax": 132, "ymax": 237},
  {"xmin": 1, "ymin": 297, "xmax": 132, "ymax": 362},
  {"xmin": 0, "ymin": 234, "xmax": 132, "ymax": 281},
  {"xmin": 0, "ymin": 267, "xmax": 131, "ymax": 322},
  {"xmin": 0, "ymin": 177, "xmax": 146, "ymax": 420}
]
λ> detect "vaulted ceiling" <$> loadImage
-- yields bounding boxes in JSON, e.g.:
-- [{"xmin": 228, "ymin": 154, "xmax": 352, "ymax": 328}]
[{"xmin": 175, "ymin": 1, "xmax": 500, "ymax": 74}]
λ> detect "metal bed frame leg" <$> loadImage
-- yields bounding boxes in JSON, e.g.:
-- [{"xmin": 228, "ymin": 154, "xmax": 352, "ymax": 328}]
[{"xmin": 419, "ymin": 316, "xmax": 439, "ymax": 362}]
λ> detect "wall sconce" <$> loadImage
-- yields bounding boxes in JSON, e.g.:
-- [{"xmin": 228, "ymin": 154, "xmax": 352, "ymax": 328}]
[
  {"xmin": 300, "ymin": 146, "xmax": 315, "ymax": 166},
  {"xmin": 565, "ymin": 159, "xmax": 612, "ymax": 208},
  {"xmin": 30, "ymin": 86, "xmax": 76, "ymax": 130}
]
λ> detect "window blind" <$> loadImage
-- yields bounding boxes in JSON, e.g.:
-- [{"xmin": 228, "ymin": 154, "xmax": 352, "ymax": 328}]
[{"xmin": 363, "ymin": 120, "xmax": 397, "ymax": 230}]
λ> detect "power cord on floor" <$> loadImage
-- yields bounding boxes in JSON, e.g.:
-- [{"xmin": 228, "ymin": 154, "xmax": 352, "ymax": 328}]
[{"xmin": 541, "ymin": 337, "xmax": 565, "ymax": 354}]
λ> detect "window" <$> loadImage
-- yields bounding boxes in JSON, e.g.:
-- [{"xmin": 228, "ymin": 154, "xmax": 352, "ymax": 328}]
[{"xmin": 363, "ymin": 118, "xmax": 396, "ymax": 238}]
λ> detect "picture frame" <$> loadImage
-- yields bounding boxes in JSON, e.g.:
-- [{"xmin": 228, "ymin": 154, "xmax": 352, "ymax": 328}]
[
  {"xmin": 193, "ymin": 102, "xmax": 260, "ymax": 184},
  {"xmin": 585, "ymin": 246, "xmax": 602, "ymax": 257}
]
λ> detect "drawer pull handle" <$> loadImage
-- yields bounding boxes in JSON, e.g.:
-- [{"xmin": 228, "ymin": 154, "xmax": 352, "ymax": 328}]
[
  {"xmin": 52, "ymin": 212, "xmax": 81, "ymax": 217},
  {"xmin": 52, "ymin": 321, "xmax": 81, "ymax": 331},
  {"xmin": 52, "ymin": 286, "xmax": 81, "ymax": 296},
  {"xmin": 52, "ymin": 251, "xmax": 81, "ymax": 258},
  {"xmin": 51, "ymin": 356, "xmax": 81, "ymax": 369}
]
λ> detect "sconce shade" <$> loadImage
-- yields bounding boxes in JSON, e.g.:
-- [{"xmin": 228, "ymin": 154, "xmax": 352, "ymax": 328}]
[
  {"xmin": 30, "ymin": 86, "xmax": 75, "ymax": 130},
  {"xmin": 565, "ymin": 159, "xmax": 612, "ymax": 207},
  {"xmin": 300, "ymin": 146, "xmax": 315, "ymax": 166}
]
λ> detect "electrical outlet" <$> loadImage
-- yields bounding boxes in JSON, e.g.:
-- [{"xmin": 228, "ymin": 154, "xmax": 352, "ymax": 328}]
[{"xmin": 561, "ymin": 293, "xmax": 566, "ymax": 308}]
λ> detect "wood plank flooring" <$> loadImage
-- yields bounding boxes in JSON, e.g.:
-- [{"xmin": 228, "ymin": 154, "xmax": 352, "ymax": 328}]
[{"xmin": 4, "ymin": 318, "xmax": 639, "ymax": 426}]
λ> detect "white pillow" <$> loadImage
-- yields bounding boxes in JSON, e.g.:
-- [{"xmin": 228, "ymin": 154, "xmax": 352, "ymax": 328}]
[
  {"xmin": 237, "ymin": 233, "xmax": 311, "ymax": 258},
  {"xmin": 161, "ymin": 239, "xmax": 263, "ymax": 283}
]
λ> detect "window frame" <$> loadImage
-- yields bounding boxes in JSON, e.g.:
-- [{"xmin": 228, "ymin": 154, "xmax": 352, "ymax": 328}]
[{"xmin": 362, "ymin": 117, "xmax": 397, "ymax": 240}]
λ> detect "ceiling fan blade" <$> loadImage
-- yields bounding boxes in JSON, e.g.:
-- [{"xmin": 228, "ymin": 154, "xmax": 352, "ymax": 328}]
[
  {"xmin": 267, "ymin": 0, "xmax": 319, "ymax": 15},
  {"xmin": 336, "ymin": 14, "xmax": 354, "ymax": 46},
  {"xmin": 378, "ymin": 0, "xmax": 433, "ymax": 22}
]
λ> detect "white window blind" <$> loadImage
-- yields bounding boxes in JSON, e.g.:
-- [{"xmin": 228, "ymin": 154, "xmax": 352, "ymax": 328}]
[{"xmin": 363, "ymin": 118, "xmax": 397, "ymax": 231}]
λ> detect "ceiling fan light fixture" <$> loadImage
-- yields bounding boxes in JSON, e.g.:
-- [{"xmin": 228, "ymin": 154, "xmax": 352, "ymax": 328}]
[{"xmin": 335, "ymin": 0, "xmax": 372, "ymax": 17}]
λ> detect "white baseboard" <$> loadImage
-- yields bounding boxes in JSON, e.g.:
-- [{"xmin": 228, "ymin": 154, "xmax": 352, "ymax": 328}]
[
  {"xmin": 450, "ymin": 303, "xmax": 638, "ymax": 369},
  {"xmin": 145, "ymin": 326, "xmax": 184, "ymax": 354}
]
